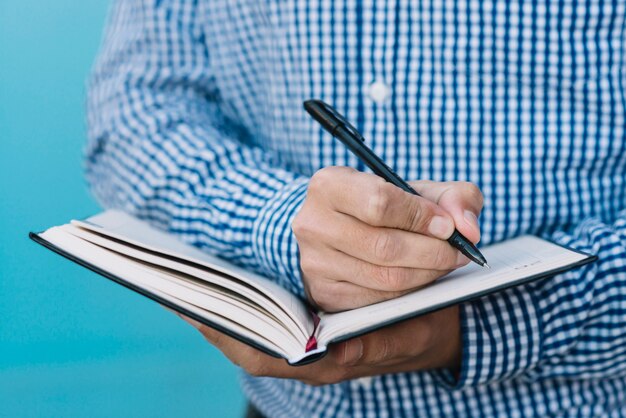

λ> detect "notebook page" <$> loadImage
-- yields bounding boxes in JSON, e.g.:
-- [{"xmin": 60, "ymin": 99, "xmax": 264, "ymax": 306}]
[
  {"xmin": 63, "ymin": 224, "xmax": 309, "ymax": 342},
  {"xmin": 318, "ymin": 236, "xmax": 591, "ymax": 344},
  {"xmin": 40, "ymin": 226, "xmax": 292, "ymax": 358},
  {"xmin": 71, "ymin": 210, "xmax": 313, "ymax": 336}
]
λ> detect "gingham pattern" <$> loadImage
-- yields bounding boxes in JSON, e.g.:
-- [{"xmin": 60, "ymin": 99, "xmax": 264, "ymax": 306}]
[{"xmin": 86, "ymin": 0, "xmax": 626, "ymax": 416}]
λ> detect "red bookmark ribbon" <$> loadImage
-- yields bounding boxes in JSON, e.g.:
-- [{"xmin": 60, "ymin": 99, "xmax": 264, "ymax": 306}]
[{"xmin": 305, "ymin": 311, "xmax": 321, "ymax": 352}]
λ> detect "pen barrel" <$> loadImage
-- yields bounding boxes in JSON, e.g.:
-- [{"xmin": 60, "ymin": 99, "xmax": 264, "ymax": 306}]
[
  {"xmin": 334, "ymin": 126, "xmax": 418, "ymax": 195},
  {"xmin": 447, "ymin": 230, "xmax": 466, "ymax": 251},
  {"xmin": 448, "ymin": 230, "xmax": 486, "ymax": 266}
]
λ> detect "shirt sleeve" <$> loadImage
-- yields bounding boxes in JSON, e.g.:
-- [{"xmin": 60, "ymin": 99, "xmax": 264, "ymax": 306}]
[
  {"xmin": 432, "ymin": 210, "xmax": 626, "ymax": 388},
  {"xmin": 85, "ymin": 0, "xmax": 308, "ymax": 296}
]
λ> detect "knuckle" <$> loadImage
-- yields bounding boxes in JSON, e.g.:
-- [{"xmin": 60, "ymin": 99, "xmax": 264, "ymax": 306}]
[
  {"xmin": 304, "ymin": 277, "xmax": 322, "ymax": 299},
  {"xmin": 407, "ymin": 199, "xmax": 428, "ymax": 231},
  {"xmin": 310, "ymin": 167, "xmax": 350, "ymax": 195},
  {"xmin": 307, "ymin": 282, "xmax": 337, "ymax": 312},
  {"xmin": 366, "ymin": 181, "xmax": 394, "ymax": 224},
  {"xmin": 242, "ymin": 354, "xmax": 268, "ymax": 377},
  {"xmin": 291, "ymin": 215, "xmax": 305, "ymax": 236},
  {"xmin": 373, "ymin": 265, "xmax": 405, "ymax": 291},
  {"xmin": 372, "ymin": 265, "xmax": 392, "ymax": 288},
  {"xmin": 292, "ymin": 211, "xmax": 313, "ymax": 238},
  {"xmin": 461, "ymin": 182, "xmax": 484, "ymax": 207},
  {"xmin": 368, "ymin": 336, "xmax": 396, "ymax": 364},
  {"xmin": 372, "ymin": 232, "xmax": 397, "ymax": 264},
  {"xmin": 390, "ymin": 268, "xmax": 411, "ymax": 291},
  {"xmin": 299, "ymin": 254, "xmax": 319, "ymax": 277},
  {"xmin": 309, "ymin": 168, "xmax": 332, "ymax": 191},
  {"xmin": 432, "ymin": 244, "xmax": 455, "ymax": 269}
]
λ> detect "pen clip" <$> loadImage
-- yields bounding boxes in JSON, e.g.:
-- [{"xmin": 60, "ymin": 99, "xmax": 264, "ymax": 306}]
[{"xmin": 318, "ymin": 101, "xmax": 365, "ymax": 142}]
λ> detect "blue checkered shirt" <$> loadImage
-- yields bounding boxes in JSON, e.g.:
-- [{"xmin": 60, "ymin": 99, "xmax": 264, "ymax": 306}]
[{"xmin": 86, "ymin": 0, "xmax": 626, "ymax": 416}]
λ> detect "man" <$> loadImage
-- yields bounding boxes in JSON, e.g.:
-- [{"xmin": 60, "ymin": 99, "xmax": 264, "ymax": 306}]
[{"xmin": 86, "ymin": 0, "xmax": 626, "ymax": 416}]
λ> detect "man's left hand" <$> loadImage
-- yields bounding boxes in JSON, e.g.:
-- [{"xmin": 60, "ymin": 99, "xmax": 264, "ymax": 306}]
[{"xmin": 173, "ymin": 305, "xmax": 460, "ymax": 386}]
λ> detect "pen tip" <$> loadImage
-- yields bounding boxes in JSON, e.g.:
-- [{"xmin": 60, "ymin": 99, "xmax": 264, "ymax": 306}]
[{"xmin": 483, "ymin": 263, "xmax": 491, "ymax": 269}]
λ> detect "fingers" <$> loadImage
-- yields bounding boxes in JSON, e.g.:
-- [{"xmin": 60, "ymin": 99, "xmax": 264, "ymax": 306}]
[
  {"xmin": 177, "ymin": 313, "xmax": 297, "ymax": 377},
  {"xmin": 353, "ymin": 318, "xmax": 434, "ymax": 366},
  {"xmin": 301, "ymin": 212, "xmax": 467, "ymax": 270},
  {"xmin": 182, "ymin": 314, "xmax": 356, "ymax": 384},
  {"xmin": 328, "ymin": 305, "xmax": 461, "ymax": 370},
  {"xmin": 326, "ymin": 320, "xmax": 431, "ymax": 368},
  {"xmin": 296, "ymin": 167, "xmax": 485, "ymax": 312},
  {"xmin": 411, "ymin": 180, "xmax": 484, "ymax": 243},
  {"xmin": 304, "ymin": 274, "xmax": 410, "ymax": 311},
  {"xmin": 170, "ymin": 308, "xmax": 460, "ymax": 386},
  {"xmin": 301, "ymin": 249, "xmax": 455, "ymax": 310},
  {"xmin": 307, "ymin": 167, "xmax": 455, "ymax": 239}
]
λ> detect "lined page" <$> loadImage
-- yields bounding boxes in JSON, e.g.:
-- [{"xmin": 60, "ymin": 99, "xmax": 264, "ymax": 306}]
[{"xmin": 318, "ymin": 236, "xmax": 592, "ymax": 345}]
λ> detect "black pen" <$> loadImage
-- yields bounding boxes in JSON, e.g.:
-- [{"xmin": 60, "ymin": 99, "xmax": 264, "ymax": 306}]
[{"xmin": 303, "ymin": 99, "xmax": 489, "ymax": 268}]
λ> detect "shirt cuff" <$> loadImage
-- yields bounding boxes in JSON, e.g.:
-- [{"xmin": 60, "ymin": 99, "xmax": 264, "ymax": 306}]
[
  {"xmin": 431, "ymin": 285, "xmax": 543, "ymax": 389},
  {"xmin": 251, "ymin": 177, "xmax": 309, "ymax": 296}
]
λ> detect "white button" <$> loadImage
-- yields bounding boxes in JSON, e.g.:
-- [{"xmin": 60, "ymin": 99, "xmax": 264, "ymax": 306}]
[{"xmin": 368, "ymin": 81, "xmax": 391, "ymax": 103}]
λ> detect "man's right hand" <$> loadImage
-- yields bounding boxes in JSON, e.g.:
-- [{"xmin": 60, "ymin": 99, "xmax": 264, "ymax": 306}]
[{"xmin": 292, "ymin": 166, "xmax": 484, "ymax": 312}]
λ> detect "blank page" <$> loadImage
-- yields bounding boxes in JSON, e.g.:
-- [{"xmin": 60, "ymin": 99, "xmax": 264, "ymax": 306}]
[
  {"xmin": 318, "ymin": 236, "xmax": 592, "ymax": 345},
  {"xmin": 71, "ymin": 210, "xmax": 313, "ymax": 336}
]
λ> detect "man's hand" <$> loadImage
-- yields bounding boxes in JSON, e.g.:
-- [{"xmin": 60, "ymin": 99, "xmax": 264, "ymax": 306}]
[
  {"xmin": 173, "ymin": 304, "xmax": 461, "ymax": 386},
  {"xmin": 168, "ymin": 169, "xmax": 482, "ymax": 382},
  {"xmin": 293, "ymin": 166, "xmax": 483, "ymax": 312}
]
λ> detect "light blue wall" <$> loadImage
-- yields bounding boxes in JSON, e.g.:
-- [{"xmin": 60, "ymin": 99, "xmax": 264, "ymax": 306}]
[{"xmin": 0, "ymin": 1, "xmax": 245, "ymax": 416}]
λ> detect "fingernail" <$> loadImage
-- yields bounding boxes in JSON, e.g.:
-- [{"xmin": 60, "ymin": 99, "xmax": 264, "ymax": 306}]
[
  {"xmin": 456, "ymin": 252, "xmax": 470, "ymax": 267},
  {"xmin": 464, "ymin": 210, "xmax": 479, "ymax": 231},
  {"xmin": 428, "ymin": 216, "xmax": 454, "ymax": 239},
  {"xmin": 342, "ymin": 338, "xmax": 363, "ymax": 365}
]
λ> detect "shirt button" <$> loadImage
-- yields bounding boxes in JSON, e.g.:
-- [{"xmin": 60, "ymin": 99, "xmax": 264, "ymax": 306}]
[{"xmin": 368, "ymin": 81, "xmax": 391, "ymax": 103}]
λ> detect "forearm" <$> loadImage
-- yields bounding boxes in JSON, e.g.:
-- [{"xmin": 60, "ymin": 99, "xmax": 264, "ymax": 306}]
[{"xmin": 86, "ymin": 0, "xmax": 308, "ymax": 294}]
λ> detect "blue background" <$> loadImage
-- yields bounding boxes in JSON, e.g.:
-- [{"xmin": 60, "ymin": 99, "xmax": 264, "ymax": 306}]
[{"xmin": 0, "ymin": 1, "xmax": 245, "ymax": 416}]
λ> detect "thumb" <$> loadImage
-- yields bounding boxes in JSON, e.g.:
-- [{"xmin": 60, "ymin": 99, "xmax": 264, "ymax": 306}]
[
  {"xmin": 409, "ymin": 180, "xmax": 483, "ymax": 244},
  {"xmin": 338, "ymin": 316, "xmax": 433, "ymax": 366},
  {"xmin": 334, "ymin": 334, "xmax": 399, "ymax": 366}
]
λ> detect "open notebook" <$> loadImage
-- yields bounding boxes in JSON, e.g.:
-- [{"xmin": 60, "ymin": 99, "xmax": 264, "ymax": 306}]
[{"xmin": 31, "ymin": 211, "xmax": 595, "ymax": 365}]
